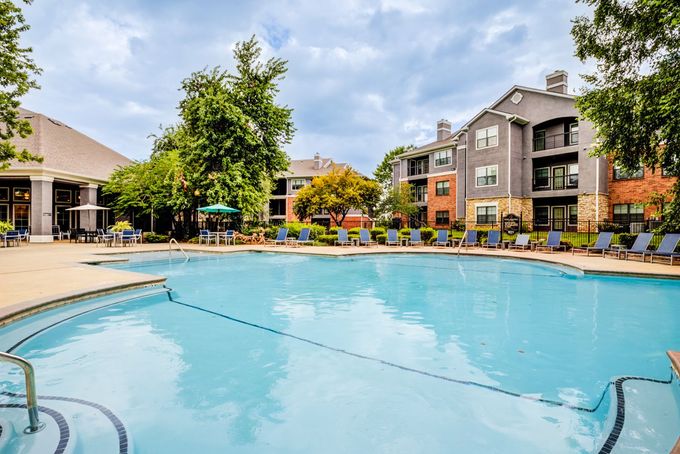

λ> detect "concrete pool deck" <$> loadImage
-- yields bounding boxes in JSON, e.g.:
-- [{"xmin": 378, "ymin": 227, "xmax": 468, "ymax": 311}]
[{"xmin": 1, "ymin": 241, "xmax": 679, "ymax": 322}]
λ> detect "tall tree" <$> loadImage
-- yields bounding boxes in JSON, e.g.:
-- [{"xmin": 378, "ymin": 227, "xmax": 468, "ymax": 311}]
[
  {"xmin": 293, "ymin": 166, "xmax": 381, "ymax": 226},
  {"xmin": 373, "ymin": 144, "xmax": 414, "ymax": 187},
  {"xmin": 374, "ymin": 182, "xmax": 418, "ymax": 222},
  {"xmin": 0, "ymin": 0, "xmax": 42, "ymax": 169},
  {"xmin": 572, "ymin": 0, "xmax": 680, "ymax": 231},
  {"xmin": 178, "ymin": 35, "xmax": 294, "ymax": 219}
]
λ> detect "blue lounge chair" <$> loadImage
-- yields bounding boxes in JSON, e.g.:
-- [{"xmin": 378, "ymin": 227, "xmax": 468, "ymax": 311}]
[
  {"xmin": 605, "ymin": 232, "xmax": 653, "ymax": 260},
  {"xmin": 335, "ymin": 229, "xmax": 352, "ymax": 246},
  {"xmin": 536, "ymin": 231, "xmax": 566, "ymax": 253},
  {"xmin": 386, "ymin": 229, "xmax": 400, "ymax": 246},
  {"xmin": 461, "ymin": 230, "xmax": 479, "ymax": 249},
  {"xmin": 289, "ymin": 228, "xmax": 313, "ymax": 247},
  {"xmin": 359, "ymin": 229, "xmax": 377, "ymax": 247},
  {"xmin": 409, "ymin": 229, "xmax": 424, "ymax": 246},
  {"xmin": 648, "ymin": 234, "xmax": 680, "ymax": 265},
  {"xmin": 481, "ymin": 230, "xmax": 501, "ymax": 249},
  {"xmin": 432, "ymin": 229, "xmax": 450, "ymax": 247},
  {"xmin": 199, "ymin": 229, "xmax": 216, "ymax": 245},
  {"xmin": 508, "ymin": 234, "xmax": 531, "ymax": 251},
  {"xmin": 266, "ymin": 227, "xmax": 289, "ymax": 246},
  {"xmin": 572, "ymin": 232, "xmax": 614, "ymax": 256}
]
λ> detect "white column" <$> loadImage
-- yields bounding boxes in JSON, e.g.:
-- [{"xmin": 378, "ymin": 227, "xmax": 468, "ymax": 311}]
[{"xmin": 29, "ymin": 176, "xmax": 54, "ymax": 243}]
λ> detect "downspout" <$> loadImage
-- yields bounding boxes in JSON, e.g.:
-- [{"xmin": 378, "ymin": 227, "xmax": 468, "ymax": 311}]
[
  {"xmin": 507, "ymin": 118, "xmax": 512, "ymax": 214},
  {"xmin": 595, "ymin": 155, "xmax": 600, "ymax": 224}
]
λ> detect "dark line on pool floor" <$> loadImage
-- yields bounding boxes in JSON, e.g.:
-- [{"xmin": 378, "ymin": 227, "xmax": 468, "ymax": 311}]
[
  {"xmin": 0, "ymin": 392, "xmax": 129, "ymax": 453},
  {"xmin": 0, "ymin": 403, "xmax": 69, "ymax": 454},
  {"xmin": 167, "ymin": 295, "xmax": 611, "ymax": 413}
]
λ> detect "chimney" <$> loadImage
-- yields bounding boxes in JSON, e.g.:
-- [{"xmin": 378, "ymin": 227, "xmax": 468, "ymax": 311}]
[
  {"xmin": 546, "ymin": 70, "xmax": 568, "ymax": 94},
  {"xmin": 437, "ymin": 119, "xmax": 451, "ymax": 141},
  {"xmin": 313, "ymin": 152, "xmax": 322, "ymax": 169}
]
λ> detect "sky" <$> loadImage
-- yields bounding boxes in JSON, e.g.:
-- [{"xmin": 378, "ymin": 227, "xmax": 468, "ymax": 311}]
[{"xmin": 20, "ymin": 0, "xmax": 594, "ymax": 175}]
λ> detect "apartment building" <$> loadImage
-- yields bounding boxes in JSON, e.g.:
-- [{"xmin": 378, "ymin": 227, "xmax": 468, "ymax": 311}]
[
  {"xmin": 392, "ymin": 71, "xmax": 677, "ymax": 231},
  {"xmin": 268, "ymin": 153, "xmax": 372, "ymax": 228}
]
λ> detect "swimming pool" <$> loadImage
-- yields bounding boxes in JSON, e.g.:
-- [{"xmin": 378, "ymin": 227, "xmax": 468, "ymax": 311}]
[{"xmin": 1, "ymin": 252, "xmax": 679, "ymax": 453}]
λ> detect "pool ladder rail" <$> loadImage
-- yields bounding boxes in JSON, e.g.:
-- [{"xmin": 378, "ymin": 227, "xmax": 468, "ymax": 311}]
[
  {"xmin": 169, "ymin": 238, "xmax": 190, "ymax": 262},
  {"xmin": 0, "ymin": 352, "xmax": 45, "ymax": 434}
]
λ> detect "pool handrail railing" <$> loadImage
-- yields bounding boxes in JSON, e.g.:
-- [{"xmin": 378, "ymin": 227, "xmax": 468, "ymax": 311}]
[{"xmin": 0, "ymin": 351, "xmax": 45, "ymax": 434}]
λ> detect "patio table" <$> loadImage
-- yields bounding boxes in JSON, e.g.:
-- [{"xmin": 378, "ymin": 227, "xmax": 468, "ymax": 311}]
[{"xmin": 400, "ymin": 238, "xmax": 409, "ymax": 247}]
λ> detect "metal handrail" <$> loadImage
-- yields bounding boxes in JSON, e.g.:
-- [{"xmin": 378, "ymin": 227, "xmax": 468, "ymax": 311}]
[
  {"xmin": 169, "ymin": 238, "xmax": 190, "ymax": 261},
  {"xmin": 0, "ymin": 352, "xmax": 45, "ymax": 433}
]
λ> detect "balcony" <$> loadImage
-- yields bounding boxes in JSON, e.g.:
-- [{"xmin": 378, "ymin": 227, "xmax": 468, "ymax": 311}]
[
  {"xmin": 533, "ymin": 174, "xmax": 578, "ymax": 191},
  {"xmin": 408, "ymin": 157, "xmax": 429, "ymax": 177},
  {"xmin": 533, "ymin": 131, "xmax": 579, "ymax": 151}
]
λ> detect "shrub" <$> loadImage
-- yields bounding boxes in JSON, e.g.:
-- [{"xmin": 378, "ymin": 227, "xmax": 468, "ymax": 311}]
[
  {"xmin": 376, "ymin": 233, "xmax": 387, "ymax": 244},
  {"xmin": 143, "ymin": 232, "xmax": 169, "ymax": 243},
  {"xmin": 317, "ymin": 234, "xmax": 338, "ymax": 245},
  {"xmin": 451, "ymin": 219, "xmax": 465, "ymax": 231},
  {"xmin": 370, "ymin": 227, "xmax": 386, "ymax": 240},
  {"xmin": 329, "ymin": 226, "xmax": 341, "ymax": 234},
  {"xmin": 597, "ymin": 222, "xmax": 625, "ymax": 233},
  {"xmin": 187, "ymin": 237, "xmax": 199, "ymax": 244},
  {"xmin": 419, "ymin": 227, "xmax": 436, "ymax": 242},
  {"xmin": 399, "ymin": 228, "xmax": 411, "ymax": 237},
  {"xmin": 617, "ymin": 233, "xmax": 637, "ymax": 248},
  {"xmin": 0, "ymin": 221, "xmax": 14, "ymax": 234},
  {"xmin": 348, "ymin": 227, "xmax": 361, "ymax": 235}
]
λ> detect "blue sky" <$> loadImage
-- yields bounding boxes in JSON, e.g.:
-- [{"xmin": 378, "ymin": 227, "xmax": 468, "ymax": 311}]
[{"xmin": 21, "ymin": 0, "xmax": 592, "ymax": 175}]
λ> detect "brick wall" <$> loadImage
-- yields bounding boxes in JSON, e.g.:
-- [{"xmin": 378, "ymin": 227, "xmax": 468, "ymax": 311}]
[
  {"xmin": 285, "ymin": 196, "xmax": 299, "ymax": 222},
  {"xmin": 608, "ymin": 164, "xmax": 677, "ymax": 219},
  {"xmin": 426, "ymin": 174, "xmax": 456, "ymax": 226}
]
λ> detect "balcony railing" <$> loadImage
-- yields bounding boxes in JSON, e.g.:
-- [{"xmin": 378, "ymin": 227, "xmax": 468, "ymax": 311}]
[
  {"xmin": 408, "ymin": 159, "xmax": 429, "ymax": 176},
  {"xmin": 532, "ymin": 174, "xmax": 578, "ymax": 191},
  {"xmin": 533, "ymin": 132, "xmax": 579, "ymax": 151}
]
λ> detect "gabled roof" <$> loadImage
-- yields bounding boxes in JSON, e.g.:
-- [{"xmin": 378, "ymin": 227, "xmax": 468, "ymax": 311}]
[
  {"xmin": 490, "ymin": 85, "xmax": 575, "ymax": 110},
  {"xmin": 5, "ymin": 108, "xmax": 131, "ymax": 183},
  {"xmin": 460, "ymin": 108, "xmax": 530, "ymax": 130},
  {"xmin": 280, "ymin": 157, "xmax": 349, "ymax": 178}
]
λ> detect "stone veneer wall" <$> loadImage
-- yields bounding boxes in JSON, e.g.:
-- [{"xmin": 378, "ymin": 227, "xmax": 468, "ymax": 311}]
[
  {"xmin": 426, "ymin": 174, "xmax": 457, "ymax": 226},
  {"xmin": 464, "ymin": 197, "xmax": 533, "ymax": 227},
  {"xmin": 577, "ymin": 193, "xmax": 609, "ymax": 231}
]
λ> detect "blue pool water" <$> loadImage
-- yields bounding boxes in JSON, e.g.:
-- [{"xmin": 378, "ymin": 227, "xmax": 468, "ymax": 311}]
[{"xmin": 1, "ymin": 252, "xmax": 679, "ymax": 453}]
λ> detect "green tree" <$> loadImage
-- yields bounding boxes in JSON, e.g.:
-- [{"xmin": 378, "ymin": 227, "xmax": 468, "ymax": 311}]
[
  {"xmin": 0, "ymin": 0, "xmax": 42, "ymax": 169},
  {"xmin": 178, "ymin": 35, "xmax": 294, "ymax": 219},
  {"xmin": 373, "ymin": 144, "xmax": 414, "ymax": 187},
  {"xmin": 293, "ymin": 166, "xmax": 381, "ymax": 226},
  {"xmin": 572, "ymin": 0, "xmax": 680, "ymax": 231},
  {"xmin": 374, "ymin": 182, "xmax": 418, "ymax": 222}
]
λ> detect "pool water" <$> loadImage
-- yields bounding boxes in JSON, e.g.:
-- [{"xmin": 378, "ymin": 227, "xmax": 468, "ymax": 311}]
[{"xmin": 1, "ymin": 252, "xmax": 679, "ymax": 453}]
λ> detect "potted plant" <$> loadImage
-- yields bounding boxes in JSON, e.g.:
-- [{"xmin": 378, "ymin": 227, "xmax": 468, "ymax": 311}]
[
  {"xmin": 109, "ymin": 221, "xmax": 133, "ymax": 232},
  {"xmin": 0, "ymin": 221, "xmax": 14, "ymax": 234}
]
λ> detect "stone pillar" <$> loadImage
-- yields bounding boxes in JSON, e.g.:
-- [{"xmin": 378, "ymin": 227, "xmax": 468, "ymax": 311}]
[
  {"xmin": 79, "ymin": 184, "xmax": 99, "ymax": 231},
  {"xmin": 29, "ymin": 176, "xmax": 54, "ymax": 243}
]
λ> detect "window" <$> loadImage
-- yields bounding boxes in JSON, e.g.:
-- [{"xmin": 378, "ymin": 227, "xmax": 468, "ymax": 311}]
[
  {"xmin": 13, "ymin": 187, "xmax": 30, "ymax": 202},
  {"xmin": 408, "ymin": 157, "xmax": 429, "ymax": 176},
  {"xmin": 613, "ymin": 165, "xmax": 643, "ymax": 180},
  {"xmin": 533, "ymin": 130, "xmax": 546, "ymax": 151},
  {"xmin": 534, "ymin": 206, "xmax": 549, "ymax": 226},
  {"xmin": 567, "ymin": 163, "xmax": 579, "ymax": 186},
  {"xmin": 533, "ymin": 167, "xmax": 550, "ymax": 188},
  {"xmin": 613, "ymin": 203, "xmax": 644, "ymax": 225},
  {"xmin": 12, "ymin": 204, "xmax": 29, "ymax": 229},
  {"xmin": 291, "ymin": 179, "xmax": 307, "ymax": 190},
  {"xmin": 435, "ymin": 210, "xmax": 450, "ymax": 225},
  {"xmin": 414, "ymin": 185, "xmax": 428, "ymax": 203},
  {"xmin": 568, "ymin": 205, "xmax": 578, "ymax": 225},
  {"xmin": 269, "ymin": 199, "xmax": 286, "ymax": 216},
  {"xmin": 476, "ymin": 126, "xmax": 498, "ymax": 149},
  {"xmin": 569, "ymin": 123, "xmax": 579, "ymax": 145},
  {"xmin": 475, "ymin": 165, "xmax": 498, "ymax": 187},
  {"xmin": 55, "ymin": 189, "xmax": 71, "ymax": 204},
  {"xmin": 0, "ymin": 204, "xmax": 8, "ymax": 222},
  {"xmin": 435, "ymin": 181, "xmax": 450, "ymax": 196},
  {"xmin": 434, "ymin": 149, "xmax": 452, "ymax": 167},
  {"xmin": 476, "ymin": 205, "xmax": 497, "ymax": 224},
  {"xmin": 0, "ymin": 187, "xmax": 8, "ymax": 202}
]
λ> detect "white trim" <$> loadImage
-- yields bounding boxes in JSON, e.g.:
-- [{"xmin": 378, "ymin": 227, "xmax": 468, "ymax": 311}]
[
  {"xmin": 474, "ymin": 202, "xmax": 498, "ymax": 224},
  {"xmin": 29, "ymin": 175, "xmax": 54, "ymax": 182},
  {"xmin": 475, "ymin": 165, "xmax": 498, "ymax": 188},
  {"xmin": 428, "ymin": 170, "xmax": 456, "ymax": 177},
  {"xmin": 595, "ymin": 158, "xmax": 600, "ymax": 223},
  {"xmin": 546, "ymin": 81, "xmax": 567, "ymax": 90},
  {"xmin": 507, "ymin": 122, "xmax": 512, "ymax": 212},
  {"xmin": 79, "ymin": 183, "xmax": 98, "ymax": 190},
  {"xmin": 475, "ymin": 125, "xmax": 499, "ymax": 150},
  {"xmin": 456, "ymin": 145, "xmax": 467, "ymax": 151},
  {"xmin": 0, "ymin": 167, "xmax": 109, "ymax": 185},
  {"xmin": 489, "ymin": 85, "xmax": 575, "ymax": 111}
]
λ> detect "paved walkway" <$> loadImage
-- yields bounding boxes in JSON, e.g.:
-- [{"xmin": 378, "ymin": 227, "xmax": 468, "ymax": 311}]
[{"xmin": 1, "ymin": 241, "xmax": 679, "ymax": 322}]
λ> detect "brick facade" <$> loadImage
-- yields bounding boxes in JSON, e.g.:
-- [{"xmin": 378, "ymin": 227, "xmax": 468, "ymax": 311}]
[
  {"xmin": 285, "ymin": 196, "xmax": 298, "ymax": 222},
  {"xmin": 608, "ymin": 164, "xmax": 677, "ymax": 220},
  {"xmin": 426, "ymin": 174, "xmax": 457, "ymax": 227}
]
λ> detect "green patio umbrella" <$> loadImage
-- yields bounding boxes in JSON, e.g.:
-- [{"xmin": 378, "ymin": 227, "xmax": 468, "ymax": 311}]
[{"xmin": 197, "ymin": 204, "xmax": 240, "ymax": 214}]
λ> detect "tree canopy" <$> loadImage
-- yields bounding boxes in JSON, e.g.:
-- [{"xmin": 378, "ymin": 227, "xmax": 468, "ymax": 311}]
[
  {"xmin": 373, "ymin": 144, "xmax": 414, "ymax": 187},
  {"xmin": 374, "ymin": 182, "xmax": 418, "ymax": 222},
  {"xmin": 572, "ymin": 0, "xmax": 680, "ymax": 231},
  {"xmin": 293, "ymin": 167, "xmax": 381, "ymax": 226},
  {"xmin": 0, "ymin": 0, "xmax": 42, "ymax": 169},
  {"xmin": 105, "ymin": 35, "xmax": 294, "ymax": 233}
]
